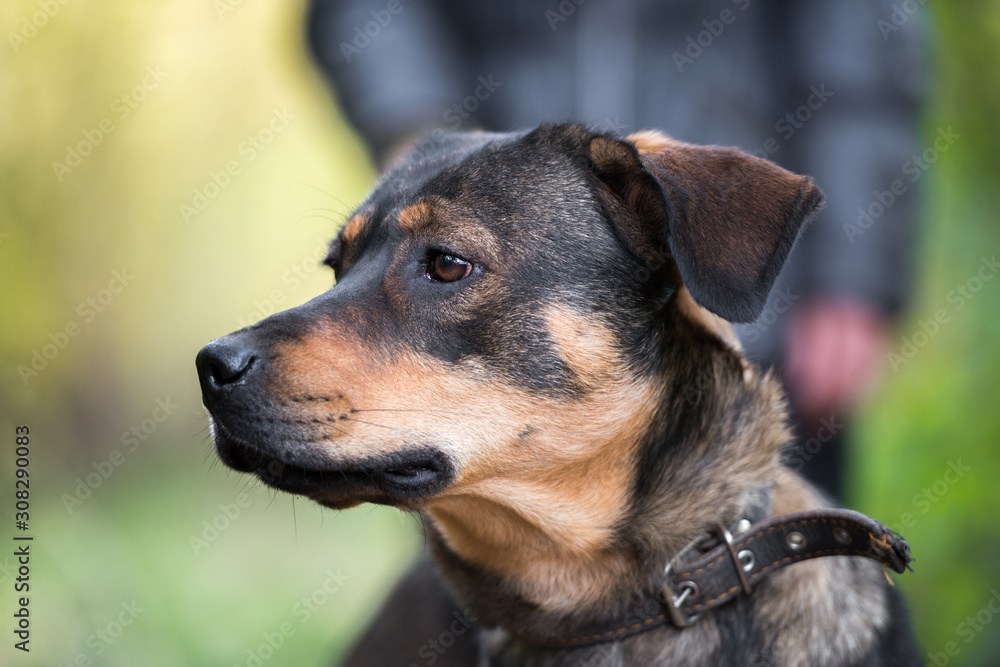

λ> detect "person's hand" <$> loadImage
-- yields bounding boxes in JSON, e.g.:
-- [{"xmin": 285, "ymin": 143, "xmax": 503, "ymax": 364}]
[{"xmin": 784, "ymin": 298, "xmax": 890, "ymax": 423}]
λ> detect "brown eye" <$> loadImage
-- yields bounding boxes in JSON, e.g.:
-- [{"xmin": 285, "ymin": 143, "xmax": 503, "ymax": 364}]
[{"xmin": 428, "ymin": 252, "xmax": 472, "ymax": 282}]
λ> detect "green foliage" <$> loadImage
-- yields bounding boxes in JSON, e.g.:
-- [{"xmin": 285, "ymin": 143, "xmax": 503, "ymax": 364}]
[{"xmin": 851, "ymin": 4, "xmax": 1000, "ymax": 664}]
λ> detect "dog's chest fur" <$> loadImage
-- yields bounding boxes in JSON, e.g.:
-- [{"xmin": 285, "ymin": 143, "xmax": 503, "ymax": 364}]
[{"xmin": 441, "ymin": 471, "xmax": 901, "ymax": 667}]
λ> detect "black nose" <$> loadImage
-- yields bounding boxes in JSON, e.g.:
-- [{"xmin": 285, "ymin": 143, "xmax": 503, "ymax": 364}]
[{"xmin": 196, "ymin": 337, "xmax": 259, "ymax": 398}]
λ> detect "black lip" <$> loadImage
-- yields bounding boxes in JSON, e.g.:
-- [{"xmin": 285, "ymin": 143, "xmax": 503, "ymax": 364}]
[{"xmin": 212, "ymin": 422, "xmax": 452, "ymax": 504}]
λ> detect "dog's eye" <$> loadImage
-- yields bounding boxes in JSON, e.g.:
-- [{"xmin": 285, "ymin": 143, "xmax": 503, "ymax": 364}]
[
  {"xmin": 324, "ymin": 240, "xmax": 342, "ymax": 274},
  {"xmin": 427, "ymin": 252, "xmax": 472, "ymax": 282}
]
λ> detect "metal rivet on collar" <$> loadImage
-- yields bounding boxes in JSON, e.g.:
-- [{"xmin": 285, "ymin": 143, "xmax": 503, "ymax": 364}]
[
  {"xmin": 679, "ymin": 580, "xmax": 700, "ymax": 600},
  {"xmin": 737, "ymin": 549, "xmax": 755, "ymax": 572},
  {"xmin": 834, "ymin": 527, "xmax": 851, "ymax": 545},
  {"xmin": 736, "ymin": 519, "xmax": 752, "ymax": 534},
  {"xmin": 786, "ymin": 531, "xmax": 807, "ymax": 552}
]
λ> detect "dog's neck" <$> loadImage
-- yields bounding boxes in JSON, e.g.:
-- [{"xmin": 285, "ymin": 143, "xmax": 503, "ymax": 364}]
[{"xmin": 420, "ymin": 307, "xmax": 792, "ymax": 640}]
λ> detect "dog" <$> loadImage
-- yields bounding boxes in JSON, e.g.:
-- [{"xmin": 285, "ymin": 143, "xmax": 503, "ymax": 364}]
[{"xmin": 196, "ymin": 124, "xmax": 919, "ymax": 666}]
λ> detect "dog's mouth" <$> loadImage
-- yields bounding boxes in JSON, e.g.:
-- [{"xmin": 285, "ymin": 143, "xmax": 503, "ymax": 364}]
[{"xmin": 211, "ymin": 420, "xmax": 454, "ymax": 509}]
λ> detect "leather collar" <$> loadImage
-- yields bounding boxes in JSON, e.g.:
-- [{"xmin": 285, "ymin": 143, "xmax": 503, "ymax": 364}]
[{"xmin": 515, "ymin": 508, "xmax": 913, "ymax": 649}]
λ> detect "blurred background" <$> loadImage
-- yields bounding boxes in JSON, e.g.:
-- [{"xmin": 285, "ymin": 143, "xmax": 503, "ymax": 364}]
[{"xmin": 1, "ymin": 1, "xmax": 999, "ymax": 665}]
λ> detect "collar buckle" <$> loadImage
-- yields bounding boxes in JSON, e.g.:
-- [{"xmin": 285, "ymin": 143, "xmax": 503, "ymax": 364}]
[
  {"xmin": 662, "ymin": 563, "xmax": 701, "ymax": 628},
  {"xmin": 718, "ymin": 522, "xmax": 754, "ymax": 596}
]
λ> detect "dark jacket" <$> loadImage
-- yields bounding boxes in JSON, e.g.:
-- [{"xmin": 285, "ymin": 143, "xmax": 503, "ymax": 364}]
[{"xmin": 306, "ymin": 0, "xmax": 925, "ymax": 362}]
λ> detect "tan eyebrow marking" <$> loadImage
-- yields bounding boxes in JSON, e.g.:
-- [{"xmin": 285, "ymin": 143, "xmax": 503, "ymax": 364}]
[
  {"xmin": 340, "ymin": 213, "xmax": 367, "ymax": 245},
  {"xmin": 397, "ymin": 200, "xmax": 434, "ymax": 233}
]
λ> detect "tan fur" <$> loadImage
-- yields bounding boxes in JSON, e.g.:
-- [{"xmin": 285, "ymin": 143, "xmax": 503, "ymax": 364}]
[
  {"xmin": 426, "ymin": 306, "xmax": 663, "ymax": 610},
  {"xmin": 267, "ymin": 292, "xmax": 799, "ymax": 623},
  {"xmin": 340, "ymin": 213, "xmax": 367, "ymax": 245},
  {"xmin": 272, "ymin": 304, "xmax": 662, "ymax": 610},
  {"xmin": 770, "ymin": 465, "xmax": 823, "ymax": 515},
  {"xmin": 627, "ymin": 130, "xmax": 730, "ymax": 179},
  {"xmin": 627, "ymin": 129, "xmax": 680, "ymax": 156},
  {"xmin": 271, "ymin": 327, "xmax": 505, "ymax": 463},
  {"xmin": 397, "ymin": 200, "xmax": 434, "ymax": 233},
  {"xmin": 397, "ymin": 197, "xmax": 504, "ymax": 264},
  {"xmin": 675, "ymin": 287, "xmax": 744, "ymax": 353},
  {"xmin": 543, "ymin": 304, "xmax": 626, "ymax": 383}
]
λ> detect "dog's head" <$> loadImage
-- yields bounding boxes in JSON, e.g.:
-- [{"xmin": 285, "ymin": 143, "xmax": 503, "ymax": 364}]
[{"xmin": 196, "ymin": 124, "xmax": 821, "ymax": 530}]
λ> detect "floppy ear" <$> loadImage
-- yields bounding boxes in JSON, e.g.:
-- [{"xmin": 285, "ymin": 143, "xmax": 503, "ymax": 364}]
[{"xmin": 588, "ymin": 131, "xmax": 823, "ymax": 322}]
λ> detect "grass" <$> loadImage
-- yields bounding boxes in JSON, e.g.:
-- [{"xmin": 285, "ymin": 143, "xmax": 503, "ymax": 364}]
[{"xmin": 3, "ymin": 450, "xmax": 421, "ymax": 666}]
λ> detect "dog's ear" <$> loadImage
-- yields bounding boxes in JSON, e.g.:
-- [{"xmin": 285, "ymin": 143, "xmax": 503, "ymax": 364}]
[{"xmin": 588, "ymin": 131, "xmax": 823, "ymax": 322}]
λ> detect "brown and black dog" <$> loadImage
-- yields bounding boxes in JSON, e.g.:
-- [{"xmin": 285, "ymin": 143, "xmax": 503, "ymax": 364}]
[{"xmin": 196, "ymin": 124, "xmax": 919, "ymax": 666}]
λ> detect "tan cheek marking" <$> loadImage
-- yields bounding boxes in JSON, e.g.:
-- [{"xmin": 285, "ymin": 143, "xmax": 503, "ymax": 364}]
[
  {"xmin": 425, "ymin": 368, "xmax": 660, "ymax": 609},
  {"xmin": 543, "ymin": 304, "xmax": 624, "ymax": 385},
  {"xmin": 269, "ymin": 329, "xmax": 521, "ymax": 466},
  {"xmin": 397, "ymin": 200, "xmax": 433, "ymax": 233},
  {"xmin": 268, "ymin": 325, "xmax": 471, "ymax": 460},
  {"xmin": 340, "ymin": 213, "xmax": 366, "ymax": 245},
  {"xmin": 266, "ymin": 312, "xmax": 664, "ymax": 608},
  {"xmin": 423, "ymin": 307, "xmax": 663, "ymax": 607}
]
